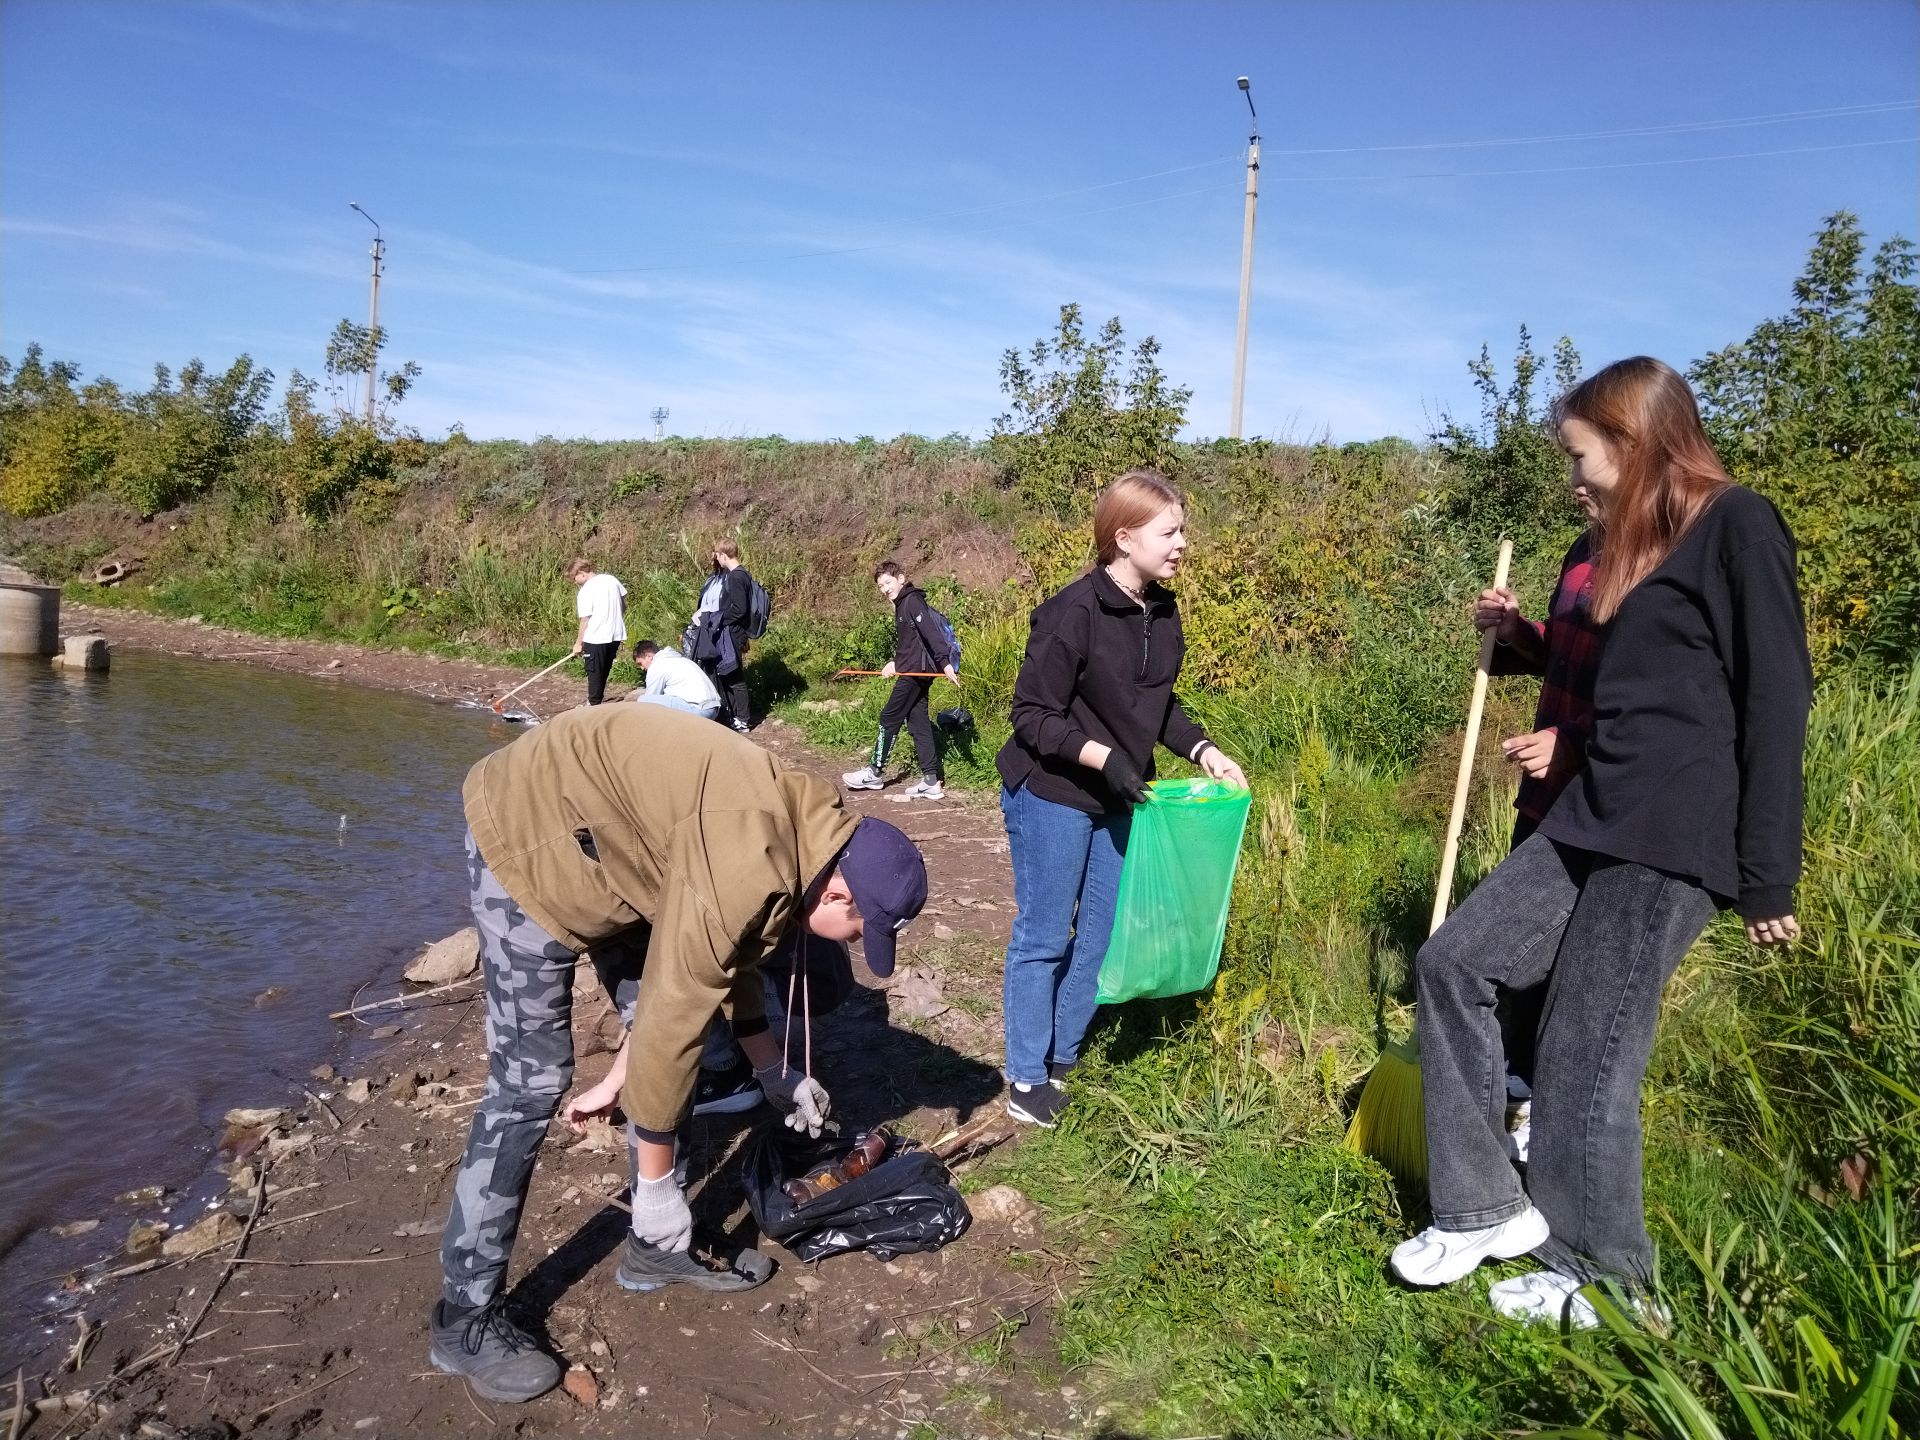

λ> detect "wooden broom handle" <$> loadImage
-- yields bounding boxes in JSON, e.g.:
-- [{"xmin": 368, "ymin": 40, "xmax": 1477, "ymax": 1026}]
[{"xmin": 1429, "ymin": 538, "xmax": 1513, "ymax": 937}]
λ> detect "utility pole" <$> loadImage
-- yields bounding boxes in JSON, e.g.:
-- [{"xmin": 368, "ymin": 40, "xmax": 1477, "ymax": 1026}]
[
  {"xmin": 651, "ymin": 406, "xmax": 669, "ymax": 440},
  {"xmin": 1229, "ymin": 77, "xmax": 1260, "ymax": 440},
  {"xmin": 350, "ymin": 203, "xmax": 384, "ymax": 425}
]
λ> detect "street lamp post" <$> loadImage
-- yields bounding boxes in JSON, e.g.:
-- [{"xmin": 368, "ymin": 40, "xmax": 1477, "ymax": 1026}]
[
  {"xmin": 349, "ymin": 203, "xmax": 384, "ymax": 425},
  {"xmin": 1229, "ymin": 77, "xmax": 1260, "ymax": 440}
]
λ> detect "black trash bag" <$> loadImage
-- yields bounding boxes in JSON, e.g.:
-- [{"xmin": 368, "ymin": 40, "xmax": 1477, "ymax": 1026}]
[{"xmin": 744, "ymin": 1124, "xmax": 971, "ymax": 1263}]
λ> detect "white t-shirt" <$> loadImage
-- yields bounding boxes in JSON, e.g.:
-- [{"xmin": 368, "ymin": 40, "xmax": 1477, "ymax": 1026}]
[
  {"xmin": 575, "ymin": 573, "xmax": 628, "ymax": 645},
  {"xmin": 642, "ymin": 647, "xmax": 721, "ymax": 708}
]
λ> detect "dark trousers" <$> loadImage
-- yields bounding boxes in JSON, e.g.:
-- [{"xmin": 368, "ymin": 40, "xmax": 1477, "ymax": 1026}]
[
  {"xmin": 1415, "ymin": 831, "xmax": 1713, "ymax": 1286},
  {"xmin": 581, "ymin": 641, "xmax": 620, "ymax": 705},
  {"xmin": 1499, "ymin": 814, "xmax": 1544, "ymax": 1085},
  {"xmin": 872, "ymin": 677, "xmax": 939, "ymax": 779},
  {"xmin": 722, "ymin": 673, "xmax": 750, "ymax": 727}
]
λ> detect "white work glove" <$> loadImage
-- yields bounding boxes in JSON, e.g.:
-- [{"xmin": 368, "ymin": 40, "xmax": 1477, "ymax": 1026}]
[
  {"xmin": 629, "ymin": 1171, "xmax": 692, "ymax": 1253},
  {"xmin": 753, "ymin": 1062, "xmax": 832, "ymax": 1137}
]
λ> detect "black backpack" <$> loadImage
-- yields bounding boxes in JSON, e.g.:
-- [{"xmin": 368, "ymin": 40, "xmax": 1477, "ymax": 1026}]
[{"xmin": 744, "ymin": 572, "xmax": 772, "ymax": 639}]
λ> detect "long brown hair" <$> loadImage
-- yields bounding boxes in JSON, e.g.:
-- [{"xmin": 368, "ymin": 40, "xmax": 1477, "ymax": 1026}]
[
  {"xmin": 1093, "ymin": 470, "xmax": 1184, "ymax": 566},
  {"xmin": 1554, "ymin": 357, "xmax": 1731, "ymax": 623}
]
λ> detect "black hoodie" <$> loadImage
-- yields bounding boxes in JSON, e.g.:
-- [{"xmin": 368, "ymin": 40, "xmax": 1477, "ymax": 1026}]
[{"xmin": 892, "ymin": 584, "xmax": 956, "ymax": 675}]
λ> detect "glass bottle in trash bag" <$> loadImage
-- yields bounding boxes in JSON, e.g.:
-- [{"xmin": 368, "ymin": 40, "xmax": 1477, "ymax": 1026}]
[{"xmin": 782, "ymin": 1127, "xmax": 893, "ymax": 1204}]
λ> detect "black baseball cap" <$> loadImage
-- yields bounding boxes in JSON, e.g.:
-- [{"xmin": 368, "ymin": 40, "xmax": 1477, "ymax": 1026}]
[{"xmin": 836, "ymin": 816, "xmax": 928, "ymax": 978}]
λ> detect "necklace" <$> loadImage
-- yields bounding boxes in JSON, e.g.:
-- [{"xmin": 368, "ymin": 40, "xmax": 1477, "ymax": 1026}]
[{"xmin": 1105, "ymin": 565, "xmax": 1146, "ymax": 605}]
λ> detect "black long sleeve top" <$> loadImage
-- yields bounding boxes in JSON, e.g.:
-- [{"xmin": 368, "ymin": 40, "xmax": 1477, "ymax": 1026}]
[
  {"xmin": 995, "ymin": 569, "xmax": 1212, "ymax": 815},
  {"xmin": 718, "ymin": 567, "xmax": 754, "ymax": 648},
  {"xmin": 1537, "ymin": 486, "xmax": 1812, "ymax": 919},
  {"xmin": 891, "ymin": 585, "xmax": 956, "ymax": 674}
]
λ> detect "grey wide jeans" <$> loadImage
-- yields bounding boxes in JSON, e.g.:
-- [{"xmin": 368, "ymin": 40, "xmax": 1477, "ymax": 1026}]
[{"xmin": 1415, "ymin": 831, "xmax": 1714, "ymax": 1286}]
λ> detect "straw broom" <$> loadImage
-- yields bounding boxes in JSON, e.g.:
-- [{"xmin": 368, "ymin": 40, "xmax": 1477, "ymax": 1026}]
[{"xmin": 1343, "ymin": 538, "xmax": 1513, "ymax": 1182}]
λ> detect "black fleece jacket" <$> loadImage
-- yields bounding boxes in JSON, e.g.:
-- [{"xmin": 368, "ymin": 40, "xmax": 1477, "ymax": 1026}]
[
  {"xmin": 1538, "ymin": 485, "xmax": 1811, "ymax": 919},
  {"xmin": 996, "ymin": 569, "xmax": 1212, "ymax": 815}
]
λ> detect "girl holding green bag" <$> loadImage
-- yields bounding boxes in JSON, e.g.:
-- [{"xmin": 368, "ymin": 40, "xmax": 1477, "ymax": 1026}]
[{"xmin": 994, "ymin": 470, "xmax": 1248, "ymax": 1128}]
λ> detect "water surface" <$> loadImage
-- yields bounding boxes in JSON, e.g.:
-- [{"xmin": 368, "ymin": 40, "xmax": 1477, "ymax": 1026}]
[{"xmin": 0, "ymin": 650, "xmax": 506, "ymax": 1337}]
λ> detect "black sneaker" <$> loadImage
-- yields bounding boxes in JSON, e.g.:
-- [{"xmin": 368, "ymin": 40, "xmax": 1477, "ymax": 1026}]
[
  {"xmin": 1047, "ymin": 1060, "xmax": 1077, "ymax": 1084},
  {"xmin": 691, "ymin": 1058, "xmax": 763, "ymax": 1117},
  {"xmin": 614, "ymin": 1232, "xmax": 775, "ymax": 1293},
  {"xmin": 427, "ymin": 1299, "xmax": 562, "ymax": 1403},
  {"xmin": 1006, "ymin": 1080, "xmax": 1068, "ymax": 1128}
]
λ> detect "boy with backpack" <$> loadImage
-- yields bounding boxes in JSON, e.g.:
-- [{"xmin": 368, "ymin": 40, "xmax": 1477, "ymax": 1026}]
[
  {"xmin": 710, "ymin": 540, "xmax": 769, "ymax": 733},
  {"xmin": 842, "ymin": 561, "xmax": 960, "ymax": 800}
]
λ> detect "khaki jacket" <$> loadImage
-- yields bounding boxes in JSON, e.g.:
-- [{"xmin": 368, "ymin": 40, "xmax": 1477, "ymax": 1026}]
[{"xmin": 462, "ymin": 704, "xmax": 857, "ymax": 1131}]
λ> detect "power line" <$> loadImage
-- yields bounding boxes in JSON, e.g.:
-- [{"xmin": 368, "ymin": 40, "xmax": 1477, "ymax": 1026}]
[
  {"xmin": 571, "ymin": 153, "xmax": 1242, "ymax": 274},
  {"xmin": 1264, "ymin": 99, "xmax": 1917, "ymax": 156},
  {"xmin": 565, "ymin": 102, "xmax": 1917, "ymax": 277},
  {"xmin": 1269, "ymin": 135, "xmax": 1917, "ymax": 183}
]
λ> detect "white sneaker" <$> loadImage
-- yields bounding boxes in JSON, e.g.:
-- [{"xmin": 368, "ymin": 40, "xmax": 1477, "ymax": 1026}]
[
  {"xmin": 1505, "ymin": 1101, "xmax": 1532, "ymax": 1166},
  {"xmin": 1390, "ymin": 1205, "xmax": 1549, "ymax": 1287},
  {"xmin": 841, "ymin": 766, "xmax": 884, "ymax": 791},
  {"xmin": 904, "ymin": 778, "xmax": 944, "ymax": 800},
  {"xmin": 1488, "ymin": 1269, "xmax": 1597, "ymax": 1329},
  {"xmin": 1506, "ymin": 1074, "xmax": 1533, "ymax": 1102}
]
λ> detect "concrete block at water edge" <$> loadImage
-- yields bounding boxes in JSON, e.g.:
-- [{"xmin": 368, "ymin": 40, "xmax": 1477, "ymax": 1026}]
[
  {"xmin": 0, "ymin": 582, "xmax": 61, "ymax": 655},
  {"xmin": 59, "ymin": 633, "xmax": 110, "ymax": 671}
]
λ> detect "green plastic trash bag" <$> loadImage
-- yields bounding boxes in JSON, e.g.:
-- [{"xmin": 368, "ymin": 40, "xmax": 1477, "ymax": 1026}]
[{"xmin": 1096, "ymin": 777, "xmax": 1253, "ymax": 1005}]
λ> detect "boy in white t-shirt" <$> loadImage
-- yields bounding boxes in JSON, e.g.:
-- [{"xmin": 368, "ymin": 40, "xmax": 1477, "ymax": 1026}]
[
  {"xmin": 632, "ymin": 640, "xmax": 722, "ymax": 720},
  {"xmin": 568, "ymin": 558, "xmax": 628, "ymax": 705}
]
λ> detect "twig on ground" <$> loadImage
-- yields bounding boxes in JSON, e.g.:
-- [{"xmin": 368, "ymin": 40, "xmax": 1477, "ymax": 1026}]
[
  {"xmin": 929, "ymin": 1116, "xmax": 1014, "ymax": 1162},
  {"xmin": 253, "ymin": 1199, "xmax": 360, "ymax": 1236},
  {"xmin": 7, "ymin": 1370, "xmax": 25, "ymax": 1440},
  {"xmin": 302, "ymin": 1088, "xmax": 342, "ymax": 1130},
  {"xmin": 248, "ymin": 1361, "xmax": 364, "ymax": 1422},
  {"xmin": 750, "ymin": 1329, "xmax": 857, "ymax": 1393},
  {"xmin": 168, "ymin": 1153, "xmax": 271, "ymax": 1365},
  {"xmin": 464, "ymin": 1387, "xmax": 495, "ymax": 1426},
  {"xmin": 228, "ymin": 1247, "xmax": 436, "ymax": 1266},
  {"xmin": 329, "ymin": 975, "xmax": 479, "ymax": 1020},
  {"xmin": 63, "ymin": 1316, "xmax": 99, "ymax": 1374}
]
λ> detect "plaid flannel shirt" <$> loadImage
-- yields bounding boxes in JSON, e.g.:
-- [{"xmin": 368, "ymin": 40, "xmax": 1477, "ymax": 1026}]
[{"xmin": 1490, "ymin": 533, "xmax": 1601, "ymax": 821}]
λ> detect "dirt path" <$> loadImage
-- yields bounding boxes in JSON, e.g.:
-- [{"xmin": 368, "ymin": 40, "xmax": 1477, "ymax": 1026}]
[{"xmin": 9, "ymin": 609, "xmax": 1079, "ymax": 1439}]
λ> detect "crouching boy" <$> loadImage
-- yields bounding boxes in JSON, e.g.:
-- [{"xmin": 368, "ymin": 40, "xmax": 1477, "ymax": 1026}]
[{"xmin": 429, "ymin": 703, "xmax": 927, "ymax": 1402}]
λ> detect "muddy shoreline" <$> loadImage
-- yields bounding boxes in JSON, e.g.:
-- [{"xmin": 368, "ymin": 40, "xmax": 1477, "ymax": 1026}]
[{"xmin": 6, "ymin": 606, "xmax": 1075, "ymax": 1438}]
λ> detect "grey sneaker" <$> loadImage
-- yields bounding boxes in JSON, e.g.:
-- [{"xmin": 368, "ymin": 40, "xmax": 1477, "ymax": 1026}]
[
  {"xmin": 428, "ymin": 1299, "xmax": 562, "ymax": 1403},
  {"xmin": 615, "ymin": 1232, "xmax": 775, "ymax": 1293},
  {"xmin": 841, "ymin": 766, "xmax": 885, "ymax": 790},
  {"xmin": 1006, "ymin": 1079, "xmax": 1068, "ymax": 1128},
  {"xmin": 904, "ymin": 777, "xmax": 945, "ymax": 800}
]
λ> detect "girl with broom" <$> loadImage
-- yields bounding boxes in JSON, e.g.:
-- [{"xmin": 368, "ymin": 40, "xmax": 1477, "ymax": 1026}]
[
  {"xmin": 1389, "ymin": 356, "xmax": 1811, "ymax": 1326},
  {"xmin": 995, "ymin": 470, "xmax": 1247, "ymax": 1128},
  {"xmin": 1478, "ymin": 455, "xmax": 1606, "ymax": 1158}
]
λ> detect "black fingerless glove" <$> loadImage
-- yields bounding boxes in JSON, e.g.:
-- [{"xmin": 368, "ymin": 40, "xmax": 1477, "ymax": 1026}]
[{"xmin": 1101, "ymin": 749, "xmax": 1151, "ymax": 806}]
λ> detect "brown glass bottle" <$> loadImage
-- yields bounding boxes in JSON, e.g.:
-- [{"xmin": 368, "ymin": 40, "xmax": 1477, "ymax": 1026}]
[{"xmin": 783, "ymin": 1126, "xmax": 894, "ymax": 1205}]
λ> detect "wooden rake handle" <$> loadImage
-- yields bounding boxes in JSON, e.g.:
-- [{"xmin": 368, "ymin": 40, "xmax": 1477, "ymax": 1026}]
[
  {"xmin": 1429, "ymin": 538, "xmax": 1513, "ymax": 937},
  {"xmin": 492, "ymin": 654, "xmax": 573, "ymax": 710}
]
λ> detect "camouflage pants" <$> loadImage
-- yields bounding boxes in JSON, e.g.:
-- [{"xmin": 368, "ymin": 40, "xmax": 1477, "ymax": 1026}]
[{"xmin": 439, "ymin": 829, "xmax": 591, "ymax": 1309}]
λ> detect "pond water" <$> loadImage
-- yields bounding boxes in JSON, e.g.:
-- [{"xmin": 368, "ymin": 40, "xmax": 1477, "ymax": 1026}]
[{"xmin": 0, "ymin": 649, "xmax": 507, "ymax": 1340}]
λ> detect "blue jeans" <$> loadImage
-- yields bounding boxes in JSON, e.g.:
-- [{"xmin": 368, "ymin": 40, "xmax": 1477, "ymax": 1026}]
[
  {"xmin": 636, "ymin": 692, "xmax": 721, "ymax": 720},
  {"xmin": 1000, "ymin": 784, "xmax": 1130, "ymax": 1086}
]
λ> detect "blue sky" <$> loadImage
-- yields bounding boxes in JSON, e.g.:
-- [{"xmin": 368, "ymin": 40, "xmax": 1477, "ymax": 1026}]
[{"xmin": 2, "ymin": 1, "xmax": 1915, "ymax": 443}]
